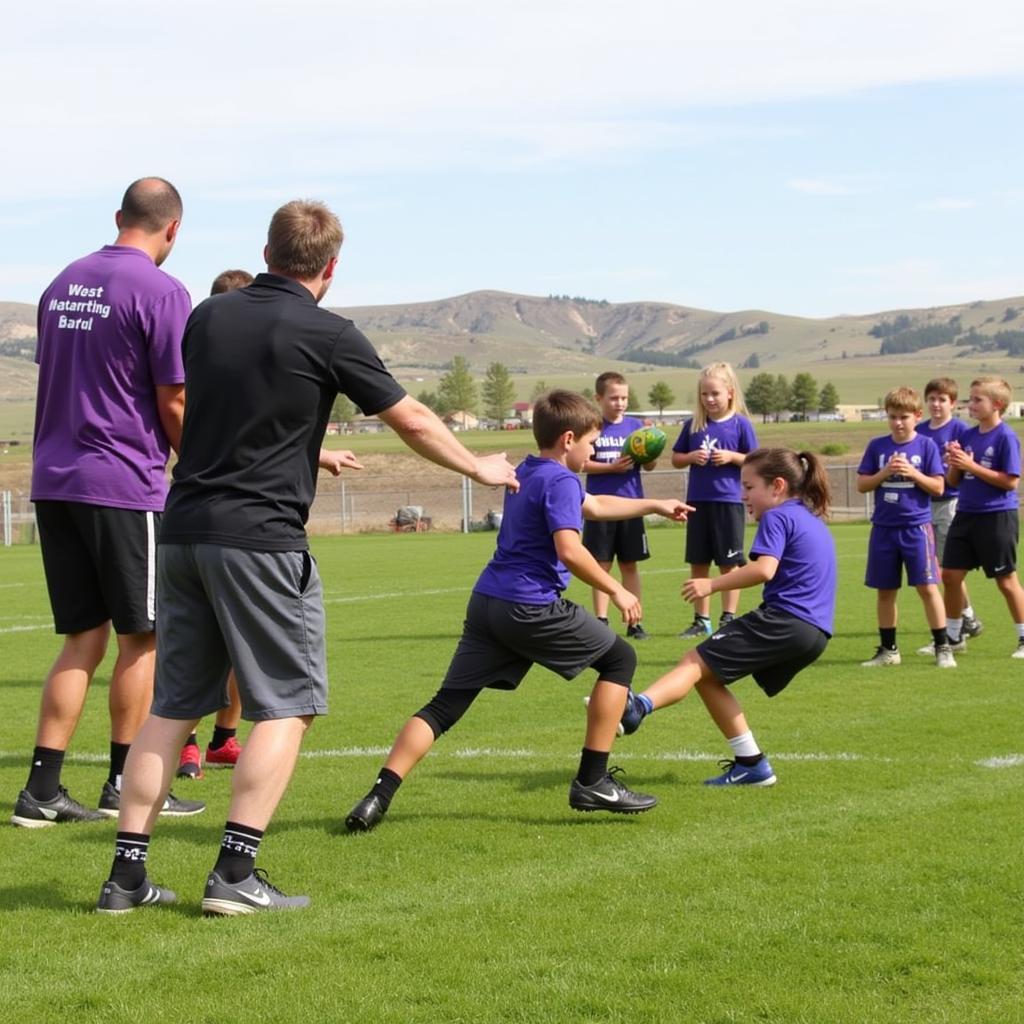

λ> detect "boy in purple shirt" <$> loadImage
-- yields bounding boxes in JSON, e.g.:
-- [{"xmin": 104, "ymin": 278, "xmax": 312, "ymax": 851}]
[
  {"xmin": 345, "ymin": 390, "xmax": 691, "ymax": 831},
  {"xmin": 941, "ymin": 376, "xmax": 1024, "ymax": 658},
  {"xmin": 583, "ymin": 372, "xmax": 660, "ymax": 641},
  {"xmin": 856, "ymin": 387, "xmax": 952, "ymax": 668},
  {"xmin": 613, "ymin": 448, "xmax": 836, "ymax": 788}
]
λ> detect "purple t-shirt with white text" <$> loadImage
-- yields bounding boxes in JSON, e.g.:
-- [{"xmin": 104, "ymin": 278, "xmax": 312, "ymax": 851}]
[
  {"xmin": 917, "ymin": 417, "xmax": 969, "ymax": 501},
  {"xmin": 750, "ymin": 499, "xmax": 836, "ymax": 636},
  {"xmin": 957, "ymin": 421, "xmax": 1021, "ymax": 513},
  {"xmin": 31, "ymin": 246, "xmax": 190, "ymax": 511},
  {"xmin": 673, "ymin": 414, "xmax": 757, "ymax": 503},
  {"xmin": 474, "ymin": 455, "xmax": 584, "ymax": 604},
  {"xmin": 857, "ymin": 433, "xmax": 943, "ymax": 527},
  {"xmin": 586, "ymin": 415, "xmax": 644, "ymax": 498}
]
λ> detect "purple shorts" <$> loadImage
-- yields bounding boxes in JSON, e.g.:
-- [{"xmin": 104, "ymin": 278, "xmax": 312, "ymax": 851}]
[{"xmin": 865, "ymin": 524, "xmax": 940, "ymax": 590}]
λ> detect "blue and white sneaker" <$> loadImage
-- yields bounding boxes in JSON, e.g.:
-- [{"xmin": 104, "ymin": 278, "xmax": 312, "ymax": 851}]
[
  {"xmin": 679, "ymin": 616, "xmax": 713, "ymax": 639},
  {"xmin": 619, "ymin": 690, "xmax": 649, "ymax": 736},
  {"xmin": 703, "ymin": 757, "xmax": 777, "ymax": 787}
]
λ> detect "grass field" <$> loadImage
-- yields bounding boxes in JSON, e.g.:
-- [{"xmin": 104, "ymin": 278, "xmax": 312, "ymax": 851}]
[{"xmin": 1, "ymin": 526, "xmax": 1022, "ymax": 1024}]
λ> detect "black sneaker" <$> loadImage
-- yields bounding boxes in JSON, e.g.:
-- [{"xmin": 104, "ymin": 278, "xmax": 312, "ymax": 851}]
[
  {"xmin": 96, "ymin": 877, "xmax": 177, "ymax": 914},
  {"xmin": 962, "ymin": 614, "xmax": 984, "ymax": 638},
  {"xmin": 11, "ymin": 786, "xmax": 106, "ymax": 828},
  {"xmin": 718, "ymin": 612, "xmax": 736, "ymax": 629},
  {"xmin": 678, "ymin": 617, "xmax": 712, "ymax": 639},
  {"xmin": 97, "ymin": 781, "xmax": 206, "ymax": 818},
  {"xmin": 626, "ymin": 623, "xmax": 650, "ymax": 641},
  {"xmin": 345, "ymin": 794, "xmax": 387, "ymax": 832},
  {"xmin": 568, "ymin": 767, "xmax": 657, "ymax": 814},
  {"xmin": 202, "ymin": 868, "xmax": 310, "ymax": 916}
]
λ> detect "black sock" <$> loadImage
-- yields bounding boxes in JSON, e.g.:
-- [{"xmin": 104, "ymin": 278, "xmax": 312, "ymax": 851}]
[
  {"xmin": 879, "ymin": 627, "xmax": 897, "ymax": 650},
  {"xmin": 184, "ymin": 733, "xmax": 198, "ymax": 748},
  {"xmin": 109, "ymin": 831, "xmax": 150, "ymax": 890},
  {"xmin": 931, "ymin": 627, "xmax": 948, "ymax": 648},
  {"xmin": 213, "ymin": 821, "xmax": 265, "ymax": 884},
  {"xmin": 209, "ymin": 726, "xmax": 237, "ymax": 751},
  {"xmin": 108, "ymin": 742, "xmax": 131, "ymax": 788},
  {"xmin": 369, "ymin": 767, "xmax": 403, "ymax": 810},
  {"xmin": 577, "ymin": 747, "xmax": 610, "ymax": 787},
  {"xmin": 26, "ymin": 746, "xmax": 64, "ymax": 801},
  {"xmin": 735, "ymin": 753, "xmax": 765, "ymax": 767},
  {"xmin": 596, "ymin": 616, "xmax": 609, "ymax": 625}
]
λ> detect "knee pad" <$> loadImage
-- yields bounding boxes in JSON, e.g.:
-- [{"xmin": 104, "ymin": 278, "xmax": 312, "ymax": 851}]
[
  {"xmin": 591, "ymin": 635, "xmax": 636, "ymax": 686},
  {"xmin": 414, "ymin": 687, "xmax": 481, "ymax": 737}
]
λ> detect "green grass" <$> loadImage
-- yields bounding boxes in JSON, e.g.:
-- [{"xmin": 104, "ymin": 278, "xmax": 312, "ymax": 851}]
[{"xmin": 1, "ymin": 527, "xmax": 1022, "ymax": 1023}]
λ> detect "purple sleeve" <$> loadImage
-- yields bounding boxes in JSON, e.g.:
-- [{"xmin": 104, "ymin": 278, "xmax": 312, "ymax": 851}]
[
  {"xmin": 998, "ymin": 428, "xmax": 1021, "ymax": 477},
  {"xmin": 750, "ymin": 508, "xmax": 786, "ymax": 560},
  {"xmin": 145, "ymin": 288, "xmax": 190, "ymax": 386},
  {"xmin": 857, "ymin": 439, "xmax": 877, "ymax": 475},
  {"xmin": 672, "ymin": 420, "xmax": 693, "ymax": 454},
  {"xmin": 738, "ymin": 416, "xmax": 758, "ymax": 453},
  {"xmin": 543, "ymin": 475, "xmax": 585, "ymax": 534},
  {"xmin": 921, "ymin": 438, "xmax": 943, "ymax": 476}
]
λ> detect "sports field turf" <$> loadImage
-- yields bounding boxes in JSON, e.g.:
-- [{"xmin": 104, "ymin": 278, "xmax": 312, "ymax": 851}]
[{"xmin": 1, "ymin": 525, "xmax": 1022, "ymax": 1024}]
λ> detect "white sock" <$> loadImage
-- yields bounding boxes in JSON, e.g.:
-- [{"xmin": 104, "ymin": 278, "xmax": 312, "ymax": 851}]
[
  {"xmin": 946, "ymin": 618, "xmax": 963, "ymax": 643},
  {"xmin": 963, "ymin": 605, "xmax": 975, "ymax": 619},
  {"xmin": 727, "ymin": 731, "xmax": 761, "ymax": 759},
  {"xmin": 1016, "ymin": 623, "xmax": 1024, "ymax": 640}
]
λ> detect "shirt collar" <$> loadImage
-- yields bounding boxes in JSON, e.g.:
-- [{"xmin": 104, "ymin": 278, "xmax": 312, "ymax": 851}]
[{"xmin": 252, "ymin": 272, "xmax": 318, "ymax": 304}]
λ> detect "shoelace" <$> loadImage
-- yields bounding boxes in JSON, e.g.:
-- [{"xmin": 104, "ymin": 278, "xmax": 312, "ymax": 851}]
[
  {"xmin": 252, "ymin": 867, "xmax": 288, "ymax": 896},
  {"xmin": 714, "ymin": 758, "xmax": 738, "ymax": 772}
]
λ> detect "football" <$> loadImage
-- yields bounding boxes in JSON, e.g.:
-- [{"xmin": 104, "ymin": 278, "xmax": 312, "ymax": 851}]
[{"xmin": 624, "ymin": 425, "xmax": 667, "ymax": 465}]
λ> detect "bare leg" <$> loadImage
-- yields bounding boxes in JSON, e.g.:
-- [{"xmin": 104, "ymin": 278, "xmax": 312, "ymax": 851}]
[
  {"xmin": 35, "ymin": 624, "xmax": 110, "ymax": 749},
  {"xmin": 876, "ymin": 589, "xmax": 898, "ymax": 630},
  {"xmin": 695, "ymin": 678, "xmax": 751, "ymax": 740},
  {"xmin": 383, "ymin": 716, "xmax": 439, "ymax": 779},
  {"xmin": 942, "ymin": 569, "xmax": 967, "ymax": 619},
  {"xmin": 915, "ymin": 584, "xmax": 946, "ymax": 630},
  {"xmin": 619, "ymin": 562, "xmax": 641, "ymax": 603},
  {"xmin": 688, "ymin": 564, "xmax": 711, "ymax": 619},
  {"xmin": 994, "ymin": 572, "xmax": 1024, "ymax": 622},
  {"xmin": 719, "ymin": 565, "xmax": 741, "ymax": 616},
  {"xmin": 215, "ymin": 671, "xmax": 243, "ymax": 731},
  {"xmin": 591, "ymin": 560, "xmax": 614, "ymax": 619},
  {"xmin": 584, "ymin": 680, "xmax": 628, "ymax": 752},
  {"xmin": 108, "ymin": 632, "xmax": 156, "ymax": 745},
  {"xmin": 639, "ymin": 649, "xmax": 714, "ymax": 709}
]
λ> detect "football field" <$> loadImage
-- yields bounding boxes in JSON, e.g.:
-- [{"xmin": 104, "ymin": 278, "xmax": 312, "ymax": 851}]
[{"xmin": 1, "ymin": 524, "xmax": 1022, "ymax": 1024}]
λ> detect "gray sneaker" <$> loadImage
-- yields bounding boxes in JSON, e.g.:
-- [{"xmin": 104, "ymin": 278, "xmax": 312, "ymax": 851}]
[
  {"xmin": 96, "ymin": 877, "xmax": 177, "ymax": 914},
  {"xmin": 97, "ymin": 781, "xmax": 205, "ymax": 818},
  {"xmin": 962, "ymin": 614, "xmax": 984, "ymax": 638},
  {"xmin": 935, "ymin": 644, "xmax": 957, "ymax": 669},
  {"xmin": 202, "ymin": 869, "xmax": 310, "ymax": 916},
  {"xmin": 861, "ymin": 646, "xmax": 901, "ymax": 667},
  {"xmin": 678, "ymin": 617, "xmax": 712, "ymax": 639},
  {"xmin": 1011, "ymin": 638, "xmax": 1024, "ymax": 660}
]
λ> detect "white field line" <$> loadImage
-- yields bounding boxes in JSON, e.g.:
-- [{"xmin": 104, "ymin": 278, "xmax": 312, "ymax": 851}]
[
  {"xmin": 0, "ymin": 624, "xmax": 50, "ymax": 634},
  {"xmin": 5, "ymin": 747, "xmax": 1017, "ymax": 767}
]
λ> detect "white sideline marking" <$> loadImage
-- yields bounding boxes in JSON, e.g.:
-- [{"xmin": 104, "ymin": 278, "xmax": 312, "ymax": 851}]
[
  {"xmin": 975, "ymin": 754, "xmax": 1024, "ymax": 768},
  {"xmin": 0, "ymin": 583, "xmax": 25, "ymax": 588},
  {"xmin": 0, "ymin": 624, "xmax": 50, "ymax": 635}
]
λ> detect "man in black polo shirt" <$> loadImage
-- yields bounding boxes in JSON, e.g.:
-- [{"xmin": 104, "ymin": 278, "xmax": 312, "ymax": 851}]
[{"xmin": 96, "ymin": 199, "xmax": 519, "ymax": 915}]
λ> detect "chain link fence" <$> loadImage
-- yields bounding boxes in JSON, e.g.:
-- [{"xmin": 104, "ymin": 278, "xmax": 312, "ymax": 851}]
[{"xmin": 3, "ymin": 466, "xmax": 875, "ymax": 545}]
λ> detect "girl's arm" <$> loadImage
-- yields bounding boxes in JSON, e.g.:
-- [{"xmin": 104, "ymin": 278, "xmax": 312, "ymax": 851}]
[
  {"xmin": 582, "ymin": 494, "xmax": 692, "ymax": 522},
  {"xmin": 682, "ymin": 556, "xmax": 779, "ymax": 602}
]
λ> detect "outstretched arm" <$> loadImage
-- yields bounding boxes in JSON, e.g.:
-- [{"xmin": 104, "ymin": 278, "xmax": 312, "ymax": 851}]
[
  {"xmin": 682, "ymin": 556, "xmax": 778, "ymax": 602},
  {"xmin": 318, "ymin": 449, "xmax": 365, "ymax": 475},
  {"xmin": 582, "ymin": 494, "xmax": 693, "ymax": 521}
]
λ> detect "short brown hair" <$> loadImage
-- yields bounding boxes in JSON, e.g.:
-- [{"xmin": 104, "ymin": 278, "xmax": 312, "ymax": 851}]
[
  {"xmin": 119, "ymin": 177, "xmax": 182, "ymax": 232},
  {"xmin": 971, "ymin": 375, "xmax": 1012, "ymax": 411},
  {"xmin": 884, "ymin": 386, "xmax": 922, "ymax": 415},
  {"xmin": 533, "ymin": 390, "xmax": 602, "ymax": 448},
  {"xmin": 266, "ymin": 200, "xmax": 344, "ymax": 279},
  {"xmin": 924, "ymin": 377, "xmax": 958, "ymax": 402},
  {"xmin": 210, "ymin": 269, "xmax": 254, "ymax": 295},
  {"xmin": 595, "ymin": 371, "xmax": 627, "ymax": 396}
]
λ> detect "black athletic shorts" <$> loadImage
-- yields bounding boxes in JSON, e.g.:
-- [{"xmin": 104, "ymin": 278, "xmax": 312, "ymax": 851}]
[
  {"xmin": 582, "ymin": 518, "xmax": 650, "ymax": 563},
  {"xmin": 941, "ymin": 509, "xmax": 1019, "ymax": 578},
  {"xmin": 35, "ymin": 500, "xmax": 158, "ymax": 635},
  {"xmin": 696, "ymin": 604, "xmax": 828, "ymax": 697},
  {"xmin": 440, "ymin": 591, "xmax": 618, "ymax": 691},
  {"xmin": 684, "ymin": 501, "xmax": 747, "ymax": 567}
]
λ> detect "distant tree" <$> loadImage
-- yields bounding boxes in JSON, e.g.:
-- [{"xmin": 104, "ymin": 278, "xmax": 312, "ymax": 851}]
[
  {"xmin": 530, "ymin": 379, "xmax": 550, "ymax": 401},
  {"xmin": 648, "ymin": 381, "xmax": 675, "ymax": 419},
  {"xmin": 331, "ymin": 393, "xmax": 356, "ymax": 425},
  {"xmin": 416, "ymin": 390, "xmax": 440, "ymax": 412},
  {"xmin": 745, "ymin": 372, "xmax": 777, "ymax": 423},
  {"xmin": 482, "ymin": 362, "xmax": 516, "ymax": 426},
  {"xmin": 1003, "ymin": 306, "xmax": 1019, "ymax": 323},
  {"xmin": 791, "ymin": 372, "xmax": 818, "ymax": 417},
  {"xmin": 438, "ymin": 355, "xmax": 478, "ymax": 421},
  {"xmin": 818, "ymin": 381, "xmax": 840, "ymax": 413},
  {"xmin": 627, "ymin": 388, "xmax": 640, "ymax": 411},
  {"xmin": 580, "ymin": 385, "xmax": 594, "ymax": 401},
  {"xmin": 758, "ymin": 320, "xmax": 770, "ymax": 334},
  {"xmin": 772, "ymin": 375, "xmax": 792, "ymax": 422},
  {"xmin": 742, "ymin": 352, "xmax": 760, "ymax": 369}
]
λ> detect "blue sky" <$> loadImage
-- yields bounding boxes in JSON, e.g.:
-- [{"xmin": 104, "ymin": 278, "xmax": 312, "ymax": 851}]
[{"xmin": 3, "ymin": 1, "xmax": 1023, "ymax": 317}]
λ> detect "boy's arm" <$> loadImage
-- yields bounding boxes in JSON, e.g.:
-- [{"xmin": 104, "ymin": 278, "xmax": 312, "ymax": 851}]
[
  {"xmin": 856, "ymin": 462, "xmax": 894, "ymax": 493},
  {"xmin": 553, "ymin": 529, "xmax": 641, "ymax": 624},
  {"xmin": 584, "ymin": 455, "xmax": 635, "ymax": 475},
  {"xmin": 947, "ymin": 442, "xmax": 1019, "ymax": 490},
  {"xmin": 582, "ymin": 493, "xmax": 693, "ymax": 521},
  {"xmin": 682, "ymin": 556, "xmax": 778, "ymax": 602},
  {"xmin": 887, "ymin": 452, "xmax": 944, "ymax": 497}
]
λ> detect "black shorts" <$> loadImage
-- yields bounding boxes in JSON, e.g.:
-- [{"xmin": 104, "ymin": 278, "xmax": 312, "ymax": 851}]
[
  {"xmin": 441, "ymin": 591, "xmax": 620, "ymax": 691},
  {"xmin": 942, "ymin": 509, "xmax": 1019, "ymax": 578},
  {"xmin": 582, "ymin": 518, "xmax": 650, "ymax": 563},
  {"xmin": 35, "ymin": 500, "xmax": 159, "ymax": 635},
  {"xmin": 685, "ymin": 501, "xmax": 747, "ymax": 567},
  {"xmin": 696, "ymin": 605, "xmax": 828, "ymax": 697}
]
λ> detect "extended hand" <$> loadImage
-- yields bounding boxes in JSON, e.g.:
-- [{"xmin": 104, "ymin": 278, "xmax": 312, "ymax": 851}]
[
  {"xmin": 474, "ymin": 452, "xmax": 521, "ymax": 492},
  {"xmin": 611, "ymin": 587, "xmax": 642, "ymax": 625},
  {"xmin": 318, "ymin": 449, "xmax": 365, "ymax": 476},
  {"xmin": 682, "ymin": 577, "xmax": 713, "ymax": 603},
  {"xmin": 660, "ymin": 500, "xmax": 694, "ymax": 521}
]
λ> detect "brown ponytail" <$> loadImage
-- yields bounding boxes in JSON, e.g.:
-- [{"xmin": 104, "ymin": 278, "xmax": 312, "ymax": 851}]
[{"xmin": 743, "ymin": 448, "xmax": 832, "ymax": 518}]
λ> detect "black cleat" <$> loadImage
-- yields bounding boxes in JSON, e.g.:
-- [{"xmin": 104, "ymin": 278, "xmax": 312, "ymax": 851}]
[
  {"xmin": 97, "ymin": 877, "xmax": 177, "ymax": 914},
  {"xmin": 97, "ymin": 781, "xmax": 206, "ymax": 818},
  {"xmin": 568, "ymin": 767, "xmax": 657, "ymax": 814},
  {"xmin": 626, "ymin": 623, "xmax": 650, "ymax": 640},
  {"xmin": 345, "ymin": 794, "xmax": 387, "ymax": 832},
  {"xmin": 11, "ymin": 786, "xmax": 106, "ymax": 828}
]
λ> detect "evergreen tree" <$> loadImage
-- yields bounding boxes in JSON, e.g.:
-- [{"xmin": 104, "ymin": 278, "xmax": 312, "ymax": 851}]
[
  {"xmin": 330, "ymin": 393, "xmax": 356, "ymax": 425},
  {"xmin": 648, "ymin": 381, "xmax": 675, "ymax": 419},
  {"xmin": 530, "ymin": 379, "xmax": 550, "ymax": 401},
  {"xmin": 772, "ymin": 375, "xmax": 792, "ymax": 422},
  {"xmin": 818, "ymin": 381, "xmax": 840, "ymax": 413},
  {"xmin": 438, "ymin": 355, "xmax": 478, "ymax": 423},
  {"xmin": 745, "ymin": 372, "xmax": 776, "ymax": 423},
  {"xmin": 791, "ymin": 372, "xmax": 818, "ymax": 417},
  {"xmin": 482, "ymin": 362, "xmax": 516, "ymax": 426},
  {"xmin": 416, "ymin": 390, "xmax": 440, "ymax": 412}
]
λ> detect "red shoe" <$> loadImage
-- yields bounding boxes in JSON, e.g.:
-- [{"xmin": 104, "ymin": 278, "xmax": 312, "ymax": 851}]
[
  {"xmin": 177, "ymin": 743, "xmax": 204, "ymax": 780},
  {"xmin": 205, "ymin": 736, "xmax": 242, "ymax": 768}
]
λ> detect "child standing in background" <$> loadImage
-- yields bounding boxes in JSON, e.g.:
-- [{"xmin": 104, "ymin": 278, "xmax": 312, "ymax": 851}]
[
  {"xmin": 582, "ymin": 372, "xmax": 660, "ymax": 641},
  {"xmin": 672, "ymin": 362, "xmax": 757, "ymax": 638}
]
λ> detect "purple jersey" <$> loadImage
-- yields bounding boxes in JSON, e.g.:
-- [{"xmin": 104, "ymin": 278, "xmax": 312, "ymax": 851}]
[
  {"xmin": 585, "ymin": 415, "xmax": 644, "ymax": 498},
  {"xmin": 673, "ymin": 414, "xmax": 757, "ymax": 503},
  {"xmin": 957, "ymin": 421, "xmax": 1021, "ymax": 513},
  {"xmin": 917, "ymin": 417, "xmax": 969, "ymax": 501},
  {"xmin": 750, "ymin": 499, "xmax": 836, "ymax": 635},
  {"xmin": 858, "ymin": 433, "xmax": 943, "ymax": 527},
  {"xmin": 32, "ymin": 246, "xmax": 190, "ymax": 511},
  {"xmin": 474, "ymin": 455, "xmax": 584, "ymax": 604}
]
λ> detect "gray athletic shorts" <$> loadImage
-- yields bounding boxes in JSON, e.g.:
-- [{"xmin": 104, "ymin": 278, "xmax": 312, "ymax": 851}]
[
  {"xmin": 930, "ymin": 497, "xmax": 957, "ymax": 560},
  {"xmin": 152, "ymin": 544, "xmax": 328, "ymax": 721}
]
